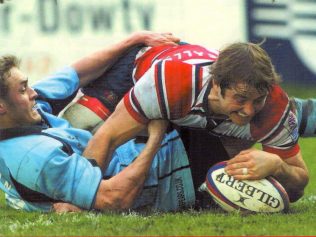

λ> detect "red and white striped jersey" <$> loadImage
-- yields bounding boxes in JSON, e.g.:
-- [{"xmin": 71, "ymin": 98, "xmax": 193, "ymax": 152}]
[{"xmin": 123, "ymin": 44, "xmax": 299, "ymax": 159}]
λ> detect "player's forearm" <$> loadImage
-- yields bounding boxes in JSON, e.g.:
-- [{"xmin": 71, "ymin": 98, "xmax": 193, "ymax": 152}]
[
  {"xmin": 72, "ymin": 31, "xmax": 179, "ymax": 88},
  {"xmin": 117, "ymin": 133, "xmax": 163, "ymax": 198},
  {"xmin": 83, "ymin": 127, "xmax": 118, "ymax": 171},
  {"xmin": 94, "ymin": 130, "xmax": 164, "ymax": 211},
  {"xmin": 84, "ymin": 126, "xmax": 145, "ymax": 171},
  {"xmin": 130, "ymin": 130, "xmax": 165, "ymax": 170},
  {"xmin": 83, "ymin": 100, "xmax": 147, "ymax": 171},
  {"xmin": 114, "ymin": 125, "xmax": 165, "ymax": 191},
  {"xmin": 273, "ymin": 156, "xmax": 309, "ymax": 202},
  {"xmin": 72, "ymin": 33, "xmax": 146, "ymax": 88}
]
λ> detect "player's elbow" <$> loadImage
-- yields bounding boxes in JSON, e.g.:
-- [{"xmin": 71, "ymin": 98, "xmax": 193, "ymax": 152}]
[
  {"xmin": 288, "ymin": 172, "xmax": 309, "ymax": 203},
  {"xmin": 288, "ymin": 189, "xmax": 305, "ymax": 203},
  {"xmin": 94, "ymin": 181, "xmax": 136, "ymax": 211},
  {"xmin": 95, "ymin": 193, "xmax": 134, "ymax": 211},
  {"xmin": 103, "ymin": 195, "xmax": 134, "ymax": 210}
]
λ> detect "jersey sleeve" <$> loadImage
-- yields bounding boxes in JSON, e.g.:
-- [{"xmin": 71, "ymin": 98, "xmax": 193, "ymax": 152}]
[
  {"xmin": 251, "ymin": 85, "xmax": 300, "ymax": 159},
  {"xmin": 124, "ymin": 60, "xmax": 200, "ymax": 124},
  {"xmin": 11, "ymin": 137, "xmax": 102, "ymax": 210},
  {"xmin": 32, "ymin": 66, "xmax": 80, "ymax": 115}
]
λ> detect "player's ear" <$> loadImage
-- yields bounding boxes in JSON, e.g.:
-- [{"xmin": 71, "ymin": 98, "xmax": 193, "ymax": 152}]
[
  {"xmin": 212, "ymin": 79, "xmax": 221, "ymax": 95},
  {"xmin": 0, "ymin": 99, "xmax": 7, "ymax": 115}
]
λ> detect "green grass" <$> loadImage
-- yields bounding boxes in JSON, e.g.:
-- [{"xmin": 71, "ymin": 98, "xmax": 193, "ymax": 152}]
[
  {"xmin": 282, "ymin": 83, "xmax": 316, "ymax": 99},
  {"xmin": 0, "ymin": 138, "xmax": 315, "ymax": 236}
]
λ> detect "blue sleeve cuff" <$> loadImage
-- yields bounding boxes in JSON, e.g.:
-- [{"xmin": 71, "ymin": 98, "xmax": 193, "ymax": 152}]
[
  {"xmin": 72, "ymin": 162, "xmax": 102, "ymax": 210},
  {"xmin": 32, "ymin": 66, "xmax": 79, "ymax": 100}
]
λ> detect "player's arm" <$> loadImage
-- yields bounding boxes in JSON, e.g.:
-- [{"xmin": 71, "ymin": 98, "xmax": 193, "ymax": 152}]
[
  {"xmin": 53, "ymin": 119, "xmax": 168, "ymax": 213},
  {"xmin": 272, "ymin": 151, "xmax": 309, "ymax": 202},
  {"xmin": 72, "ymin": 31, "xmax": 180, "ymax": 88},
  {"xmin": 93, "ymin": 119, "xmax": 168, "ymax": 210},
  {"xmin": 225, "ymin": 149, "xmax": 309, "ymax": 202},
  {"xmin": 83, "ymin": 99, "xmax": 147, "ymax": 171}
]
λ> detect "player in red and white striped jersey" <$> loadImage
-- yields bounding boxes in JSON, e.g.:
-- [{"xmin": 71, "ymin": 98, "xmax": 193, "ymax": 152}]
[
  {"xmin": 66, "ymin": 42, "xmax": 308, "ymax": 202},
  {"xmin": 125, "ymin": 44, "xmax": 298, "ymax": 158}
]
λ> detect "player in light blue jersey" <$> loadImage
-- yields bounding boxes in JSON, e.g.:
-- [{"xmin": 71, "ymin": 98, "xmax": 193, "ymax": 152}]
[{"xmin": 0, "ymin": 31, "xmax": 197, "ymax": 213}]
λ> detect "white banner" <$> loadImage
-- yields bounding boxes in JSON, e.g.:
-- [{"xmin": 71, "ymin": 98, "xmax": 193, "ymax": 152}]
[{"xmin": 0, "ymin": 0, "xmax": 245, "ymax": 84}]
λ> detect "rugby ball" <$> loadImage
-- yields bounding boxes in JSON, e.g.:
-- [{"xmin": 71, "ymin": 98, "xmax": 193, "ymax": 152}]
[{"xmin": 204, "ymin": 161, "xmax": 290, "ymax": 213}]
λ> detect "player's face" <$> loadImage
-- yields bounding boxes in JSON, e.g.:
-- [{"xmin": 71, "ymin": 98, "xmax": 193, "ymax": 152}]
[
  {"xmin": 1, "ymin": 67, "xmax": 41, "ymax": 127},
  {"xmin": 209, "ymin": 82, "xmax": 268, "ymax": 126}
]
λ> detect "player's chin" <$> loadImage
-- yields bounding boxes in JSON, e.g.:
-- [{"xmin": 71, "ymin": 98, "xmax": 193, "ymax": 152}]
[
  {"xmin": 30, "ymin": 111, "xmax": 42, "ymax": 124},
  {"xmin": 230, "ymin": 113, "xmax": 252, "ymax": 126}
]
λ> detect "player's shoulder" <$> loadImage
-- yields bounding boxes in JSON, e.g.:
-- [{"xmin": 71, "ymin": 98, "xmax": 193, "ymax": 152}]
[
  {"xmin": 0, "ymin": 136, "xmax": 62, "ymax": 186},
  {"xmin": 1, "ymin": 134, "xmax": 66, "ymax": 169},
  {"xmin": 251, "ymin": 85, "xmax": 292, "ymax": 139}
]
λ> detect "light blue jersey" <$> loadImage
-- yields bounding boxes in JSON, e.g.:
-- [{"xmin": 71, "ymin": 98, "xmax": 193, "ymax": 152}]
[
  {"xmin": 292, "ymin": 98, "xmax": 316, "ymax": 137},
  {"xmin": 107, "ymin": 130, "xmax": 195, "ymax": 211},
  {"xmin": 0, "ymin": 67, "xmax": 195, "ymax": 212}
]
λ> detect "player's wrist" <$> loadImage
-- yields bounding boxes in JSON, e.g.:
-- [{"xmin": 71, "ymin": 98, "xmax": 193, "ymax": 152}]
[
  {"xmin": 127, "ymin": 31, "xmax": 147, "ymax": 46},
  {"xmin": 271, "ymin": 154, "xmax": 284, "ymax": 177}
]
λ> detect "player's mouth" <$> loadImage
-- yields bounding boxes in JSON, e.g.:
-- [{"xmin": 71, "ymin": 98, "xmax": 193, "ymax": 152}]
[
  {"xmin": 31, "ymin": 104, "xmax": 40, "ymax": 116},
  {"xmin": 31, "ymin": 104, "xmax": 37, "ymax": 112},
  {"xmin": 231, "ymin": 111, "xmax": 250, "ymax": 118},
  {"xmin": 237, "ymin": 111, "xmax": 249, "ymax": 118},
  {"xmin": 230, "ymin": 111, "xmax": 252, "ymax": 125}
]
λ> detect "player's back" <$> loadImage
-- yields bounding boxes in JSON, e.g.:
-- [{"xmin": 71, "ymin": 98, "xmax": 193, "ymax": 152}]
[{"xmin": 133, "ymin": 44, "xmax": 219, "ymax": 82}]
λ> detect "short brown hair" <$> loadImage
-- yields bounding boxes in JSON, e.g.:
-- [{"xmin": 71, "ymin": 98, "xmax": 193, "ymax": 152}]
[
  {"xmin": 0, "ymin": 55, "xmax": 20, "ymax": 99},
  {"xmin": 210, "ymin": 42, "xmax": 281, "ymax": 96}
]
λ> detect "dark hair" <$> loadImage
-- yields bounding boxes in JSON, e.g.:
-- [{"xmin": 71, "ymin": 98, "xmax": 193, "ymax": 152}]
[
  {"xmin": 210, "ymin": 42, "xmax": 281, "ymax": 96},
  {"xmin": 0, "ymin": 55, "xmax": 20, "ymax": 99}
]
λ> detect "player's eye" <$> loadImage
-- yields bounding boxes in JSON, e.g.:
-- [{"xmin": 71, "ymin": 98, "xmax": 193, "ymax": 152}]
[
  {"xmin": 20, "ymin": 86, "xmax": 26, "ymax": 93},
  {"xmin": 254, "ymin": 96, "xmax": 266, "ymax": 105},
  {"xmin": 234, "ymin": 96, "xmax": 247, "ymax": 105}
]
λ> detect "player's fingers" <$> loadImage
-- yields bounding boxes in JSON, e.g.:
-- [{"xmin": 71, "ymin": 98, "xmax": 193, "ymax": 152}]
[
  {"xmin": 230, "ymin": 174, "xmax": 255, "ymax": 180},
  {"xmin": 53, "ymin": 203, "xmax": 82, "ymax": 213},
  {"xmin": 226, "ymin": 153, "xmax": 250, "ymax": 165},
  {"xmin": 161, "ymin": 32, "xmax": 181, "ymax": 44},
  {"xmin": 237, "ymin": 148, "xmax": 256, "ymax": 155},
  {"xmin": 228, "ymin": 167, "xmax": 263, "ymax": 180},
  {"xmin": 227, "ymin": 167, "xmax": 258, "ymax": 180},
  {"xmin": 160, "ymin": 41, "xmax": 178, "ymax": 46},
  {"xmin": 225, "ymin": 162, "xmax": 250, "ymax": 177},
  {"xmin": 226, "ymin": 161, "xmax": 248, "ymax": 170},
  {"xmin": 225, "ymin": 167, "xmax": 248, "ymax": 179},
  {"xmin": 161, "ymin": 32, "xmax": 173, "ymax": 36}
]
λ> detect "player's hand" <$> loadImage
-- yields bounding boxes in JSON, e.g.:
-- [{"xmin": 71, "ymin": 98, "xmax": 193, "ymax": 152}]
[
  {"xmin": 53, "ymin": 202, "xmax": 82, "ymax": 213},
  {"xmin": 133, "ymin": 31, "xmax": 180, "ymax": 47},
  {"xmin": 224, "ymin": 148, "xmax": 282, "ymax": 180}
]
